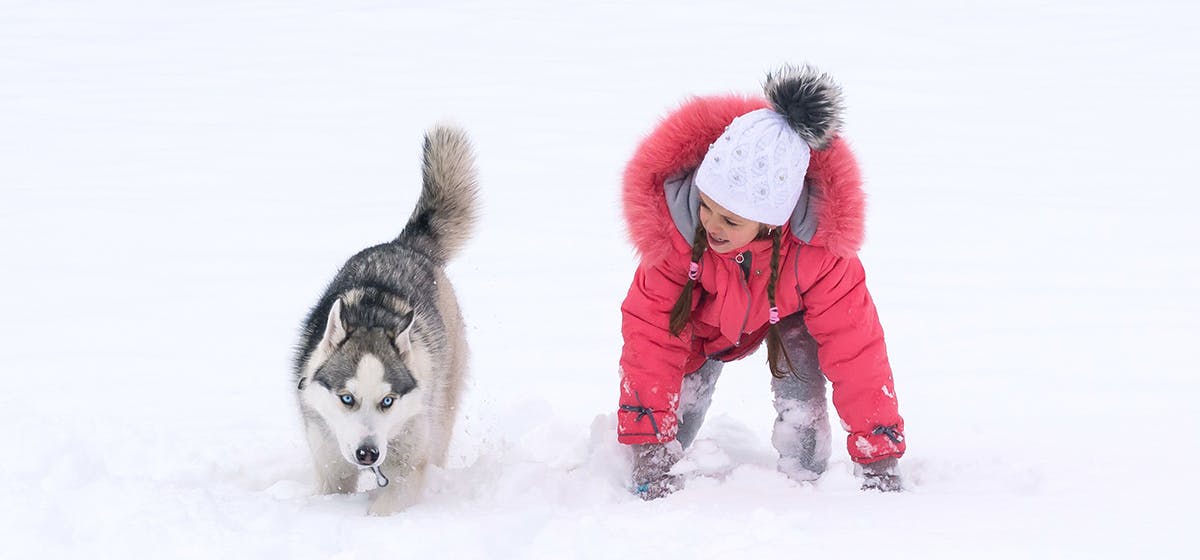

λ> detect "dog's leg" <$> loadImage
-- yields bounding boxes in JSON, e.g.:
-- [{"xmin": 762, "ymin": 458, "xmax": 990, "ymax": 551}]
[
  {"xmin": 305, "ymin": 421, "xmax": 358, "ymax": 494},
  {"xmin": 367, "ymin": 438, "xmax": 428, "ymax": 515},
  {"xmin": 367, "ymin": 464, "xmax": 426, "ymax": 516},
  {"xmin": 367, "ymin": 462, "xmax": 427, "ymax": 515}
]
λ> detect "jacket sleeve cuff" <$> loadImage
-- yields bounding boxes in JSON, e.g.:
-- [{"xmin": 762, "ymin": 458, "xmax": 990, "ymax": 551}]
[
  {"xmin": 617, "ymin": 407, "xmax": 678, "ymax": 444},
  {"xmin": 846, "ymin": 425, "xmax": 906, "ymax": 464}
]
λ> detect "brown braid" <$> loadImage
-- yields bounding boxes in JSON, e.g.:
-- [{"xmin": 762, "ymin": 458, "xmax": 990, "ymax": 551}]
[
  {"xmin": 668, "ymin": 225, "xmax": 708, "ymax": 336},
  {"xmin": 765, "ymin": 228, "xmax": 797, "ymax": 378}
]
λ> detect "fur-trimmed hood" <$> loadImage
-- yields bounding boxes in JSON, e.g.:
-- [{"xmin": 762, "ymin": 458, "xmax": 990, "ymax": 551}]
[{"xmin": 622, "ymin": 69, "xmax": 866, "ymax": 265}]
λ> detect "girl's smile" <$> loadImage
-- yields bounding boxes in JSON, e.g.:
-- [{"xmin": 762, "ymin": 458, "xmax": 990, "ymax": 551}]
[{"xmin": 698, "ymin": 191, "xmax": 768, "ymax": 253}]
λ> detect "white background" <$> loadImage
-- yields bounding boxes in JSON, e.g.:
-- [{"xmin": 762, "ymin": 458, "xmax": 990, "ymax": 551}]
[{"xmin": 2, "ymin": 1, "xmax": 1197, "ymax": 557}]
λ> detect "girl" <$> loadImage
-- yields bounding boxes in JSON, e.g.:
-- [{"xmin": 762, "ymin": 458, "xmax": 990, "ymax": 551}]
[{"xmin": 617, "ymin": 65, "xmax": 905, "ymax": 499}]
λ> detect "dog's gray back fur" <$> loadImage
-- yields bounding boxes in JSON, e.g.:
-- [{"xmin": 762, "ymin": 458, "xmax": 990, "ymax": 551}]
[{"xmin": 292, "ymin": 124, "xmax": 477, "ymax": 515}]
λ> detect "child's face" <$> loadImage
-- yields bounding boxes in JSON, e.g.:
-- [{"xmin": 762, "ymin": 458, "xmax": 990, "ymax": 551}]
[{"xmin": 698, "ymin": 192, "xmax": 766, "ymax": 254}]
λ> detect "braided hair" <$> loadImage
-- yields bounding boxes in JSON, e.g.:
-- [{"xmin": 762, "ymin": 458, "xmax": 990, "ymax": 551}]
[
  {"xmin": 668, "ymin": 225, "xmax": 708, "ymax": 336},
  {"xmin": 764, "ymin": 227, "xmax": 796, "ymax": 378}
]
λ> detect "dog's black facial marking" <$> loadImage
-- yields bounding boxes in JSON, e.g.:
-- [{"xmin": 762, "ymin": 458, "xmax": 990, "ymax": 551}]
[
  {"xmin": 389, "ymin": 371, "xmax": 417, "ymax": 398},
  {"xmin": 310, "ymin": 327, "xmax": 420, "ymax": 400},
  {"xmin": 311, "ymin": 373, "xmax": 335, "ymax": 391},
  {"xmin": 375, "ymin": 339, "xmax": 418, "ymax": 397}
]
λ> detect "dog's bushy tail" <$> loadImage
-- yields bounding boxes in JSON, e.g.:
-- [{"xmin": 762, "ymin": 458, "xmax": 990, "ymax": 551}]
[{"xmin": 397, "ymin": 124, "xmax": 480, "ymax": 265}]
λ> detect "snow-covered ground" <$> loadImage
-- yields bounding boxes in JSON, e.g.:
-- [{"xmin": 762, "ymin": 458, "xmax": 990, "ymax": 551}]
[{"xmin": 2, "ymin": 1, "xmax": 1197, "ymax": 557}]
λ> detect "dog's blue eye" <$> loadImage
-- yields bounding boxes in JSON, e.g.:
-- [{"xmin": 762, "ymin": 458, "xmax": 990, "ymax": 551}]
[
  {"xmin": 340, "ymin": 394, "xmax": 355, "ymax": 407},
  {"xmin": 381, "ymin": 396, "xmax": 394, "ymax": 409}
]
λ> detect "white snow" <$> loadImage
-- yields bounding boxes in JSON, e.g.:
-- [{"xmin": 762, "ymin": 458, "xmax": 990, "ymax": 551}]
[{"xmin": 2, "ymin": 0, "xmax": 1197, "ymax": 557}]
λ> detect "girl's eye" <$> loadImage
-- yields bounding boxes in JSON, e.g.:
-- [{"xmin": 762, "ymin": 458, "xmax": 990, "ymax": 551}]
[
  {"xmin": 725, "ymin": 219, "xmax": 739, "ymax": 226},
  {"xmin": 340, "ymin": 394, "xmax": 355, "ymax": 407},
  {"xmin": 381, "ymin": 396, "xmax": 394, "ymax": 410}
]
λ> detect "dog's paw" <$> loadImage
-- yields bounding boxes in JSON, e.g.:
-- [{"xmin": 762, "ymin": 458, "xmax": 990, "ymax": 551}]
[
  {"xmin": 367, "ymin": 496, "xmax": 410, "ymax": 516},
  {"xmin": 367, "ymin": 483, "xmax": 420, "ymax": 516},
  {"xmin": 367, "ymin": 501, "xmax": 404, "ymax": 516}
]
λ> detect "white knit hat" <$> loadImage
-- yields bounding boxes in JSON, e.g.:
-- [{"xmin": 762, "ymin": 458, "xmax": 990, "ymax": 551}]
[{"xmin": 694, "ymin": 109, "xmax": 811, "ymax": 226}]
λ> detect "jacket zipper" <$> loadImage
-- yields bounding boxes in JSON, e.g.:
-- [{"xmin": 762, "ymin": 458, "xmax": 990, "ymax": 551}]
[{"xmin": 707, "ymin": 250, "xmax": 755, "ymax": 358}]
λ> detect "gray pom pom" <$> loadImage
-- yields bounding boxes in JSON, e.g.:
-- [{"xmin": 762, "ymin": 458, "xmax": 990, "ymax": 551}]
[{"xmin": 764, "ymin": 64, "xmax": 844, "ymax": 150}]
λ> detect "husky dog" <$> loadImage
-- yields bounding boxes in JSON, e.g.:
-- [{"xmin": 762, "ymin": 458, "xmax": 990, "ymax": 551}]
[{"xmin": 292, "ymin": 125, "xmax": 477, "ymax": 515}]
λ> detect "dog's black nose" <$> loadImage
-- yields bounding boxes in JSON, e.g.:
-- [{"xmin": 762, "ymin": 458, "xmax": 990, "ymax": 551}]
[{"xmin": 355, "ymin": 446, "xmax": 379, "ymax": 466}]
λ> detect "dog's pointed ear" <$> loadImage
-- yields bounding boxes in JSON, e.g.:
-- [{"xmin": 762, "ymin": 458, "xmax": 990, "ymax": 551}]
[
  {"xmin": 392, "ymin": 310, "xmax": 415, "ymax": 356},
  {"xmin": 320, "ymin": 298, "xmax": 348, "ymax": 350}
]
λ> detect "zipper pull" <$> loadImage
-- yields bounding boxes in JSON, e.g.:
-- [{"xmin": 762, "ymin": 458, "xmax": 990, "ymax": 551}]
[{"xmin": 736, "ymin": 251, "xmax": 752, "ymax": 282}]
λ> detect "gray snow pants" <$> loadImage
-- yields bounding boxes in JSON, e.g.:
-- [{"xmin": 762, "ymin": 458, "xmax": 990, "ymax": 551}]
[{"xmin": 675, "ymin": 313, "xmax": 832, "ymax": 481}]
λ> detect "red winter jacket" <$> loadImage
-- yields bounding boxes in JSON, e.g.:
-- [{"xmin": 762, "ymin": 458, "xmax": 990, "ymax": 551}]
[{"xmin": 617, "ymin": 95, "xmax": 905, "ymax": 464}]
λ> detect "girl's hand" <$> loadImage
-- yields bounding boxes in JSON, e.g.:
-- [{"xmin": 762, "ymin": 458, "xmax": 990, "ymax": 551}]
[
  {"xmin": 859, "ymin": 457, "xmax": 903, "ymax": 492},
  {"xmin": 631, "ymin": 441, "xmax": 684, "ymax": 500}
]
